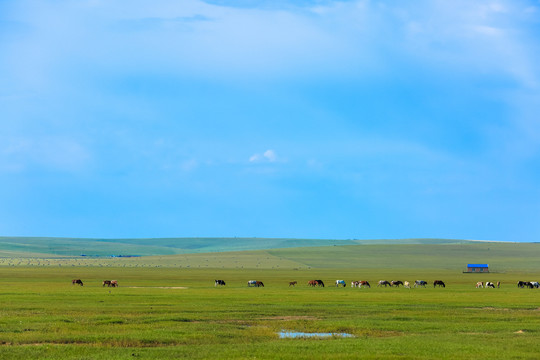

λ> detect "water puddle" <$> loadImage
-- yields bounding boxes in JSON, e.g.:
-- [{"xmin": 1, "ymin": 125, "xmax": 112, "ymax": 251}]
[{"xmin": 279, "ymin": 331, "xmax": 354, "ymax": 339}]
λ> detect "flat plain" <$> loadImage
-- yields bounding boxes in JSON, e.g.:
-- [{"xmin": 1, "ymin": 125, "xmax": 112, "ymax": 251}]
[{"xmin": 0, "ymin": 240, "xmax": 539, "ymax": 359}]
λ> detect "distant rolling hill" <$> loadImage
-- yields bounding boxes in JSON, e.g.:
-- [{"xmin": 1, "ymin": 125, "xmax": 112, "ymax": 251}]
[{"xmin": 0, "ymin": 236, "xmax": 477, "ymax": 257}]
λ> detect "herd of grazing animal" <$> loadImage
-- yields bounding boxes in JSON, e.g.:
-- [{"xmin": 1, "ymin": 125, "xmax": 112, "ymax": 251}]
[
  {"xmin": 517, "ymin": 281, "xmax": 540, "ymax": 288},
  {"xmin": 248, "ymin": 279, "xmax": 447, "ymax": 288},
  {"xmin": 71, "ymin": 279, "xmax": 117, "ymax": 287},
  {"xmin": 70, "ymin": 278, "xmax": 538, "ymax": 289}
]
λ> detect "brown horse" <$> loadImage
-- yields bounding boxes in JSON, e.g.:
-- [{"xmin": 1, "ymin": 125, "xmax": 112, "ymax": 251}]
[
  {"xmin": 359, "ymin": 281, "xmax": 370, "ymax": 288},
  {"xmin": 289, "ymin": 281, "xmax": 297, "ymax": 287},
  {"xmin": 72, "ymin": 279, "xmax": 83, "ymax": 286},
  {"xmin": 255, "ymin": 281, "xmax": 264, "ymax": 287},
  {"xmin": 103, "ymin": 280, "xmax": 117, "ymax": 287},
  {"xmin": 391, "ymin": 280, "xmax": 403, "ymax": 287},
  {"xmin": 308, "ymin": 280, "xmax": 324, "ymax": 287}
]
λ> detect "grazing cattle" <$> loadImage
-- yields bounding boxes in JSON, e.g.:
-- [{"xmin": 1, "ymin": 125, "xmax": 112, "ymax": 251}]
[
  {"xmin": 359, "ymin": 281, "xmax": 371, "ymax": 288},
  {"xmin": 404, "ymin": 281, "xmax": 410, "ymax": 289},
  {"xmin": 102, "ymin": 280, "xmax": 111, "ymax": 287},
  {"xmin": 215, "ymin": 280, "xmax": 226, "ymax": 286},
  {"xmin": 476, "ymin": 281, "xmax": 484, "ymax": 288},
  {"xmin": 72, "ymin": 279, "xmax": 83, "ymax": 286},
  {"xmin": 335, "ymin": 280, "xmax": 346, "ymax": 287},
  {"xmin": 378, "ymin": 280, "xmax": 391, "ymax": 287},
  {"xmin": 289, "ymin": 281, "xmax": 297, "ymax": 287},
  {"xmin": 414, "ymin": 280, "xmax": 427, "ymax": 288},
  {"xmin": 486, "ymin": 281, "xmax": 495, "ymax": 288},
  {"xmin": 433, "ymin": 280, "xmax": 445, "ymax": 288},
  {"xmin": 391, "ymin": 280, "xmax": 403, "ymax": 287}
]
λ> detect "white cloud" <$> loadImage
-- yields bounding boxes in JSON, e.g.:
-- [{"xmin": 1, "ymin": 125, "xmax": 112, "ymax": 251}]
[{"xmin": 249, "ymin": 149, "xmax": 278, "ymax": 163}]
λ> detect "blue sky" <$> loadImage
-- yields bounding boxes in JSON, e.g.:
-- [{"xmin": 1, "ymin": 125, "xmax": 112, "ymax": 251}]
[{"xmin": 1, "ymin": 0, "xmax": 540, "ymax": 241}]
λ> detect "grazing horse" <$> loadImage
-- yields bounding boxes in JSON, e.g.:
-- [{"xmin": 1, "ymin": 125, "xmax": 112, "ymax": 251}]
[
  {"xmin": 316, "ymin": 280, "xmax": 325, "ymax": 287},
  {"xmin": 215, "ymin": 280, "xmax": 226, "ymax": 286},
  {"xmin": 351, "ymin": 281, "xmax": 359, "ymax": 288},
  {"xmin": 359, "ymin": 281, "xmax": 371, "ymax": 288},
  {"xmin": 248, "ymin": 280, "xmax": 257, "ymax": 287},
  {"xmin": 414, "ymin": 280, "xmax": 427, "ymax": 288},
  {"xmin": 72, "ymin": 279, "xmax": 83, "ymax": 286},
  {"xmin": 102, "ymin": 280, "xmax": 111, "ymax": 287},
  {"xmin": 433, "ymin": 280, "xmax": 445, "ymax": 288},
  {"xmin": 378, "ymin": 280, "xmax": 391, "ymax": 287},
  {"xmin": 308, "ymin": 280, "xmax": 318, "ymax": 287},
  {"xmin": 531, "ymin": 281, "xmax": 540, "ymax": 289},
  {"xmin": 110, "ymin": 280, "xmax": 118, "ymax": 287},
  {"xmin": 335, "ymin": 280, "xmax": 346, "ymax": 287},
  {"xmin": 497, "ymin": 281, "xmax": 500, "ymax": 288},
  {"xmin": 476, "ymin": 282, "xmax": 484, "ymax": 288},
  {"xmin": 255, "ymin": 281, "xmax": 264, "ymax": 287},
  {"xmin": 391, "ymin": 280, "xmax": 403, "ymax": 287},
  {"xmin": 517, "ymin": 281, "xmax": 534, "ymax": 288},
  {"xmin": 289, "ymin": 281, "xmax": 297, "ymax": 287},
  {"xmin": 486, "ymin": 282, "xmax": 495, "ymax": 288},
  {"xmin": 404, "ymin": 281, "xmax": 410, "ymax": 289}
]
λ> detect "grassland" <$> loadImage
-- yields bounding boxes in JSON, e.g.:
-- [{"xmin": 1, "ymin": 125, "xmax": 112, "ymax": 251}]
[
  {"xmin": 0, "ymin": 236, "xmax": 362, "ymax": 257},
  {"xmin": 0, "ymin": 240, "xmax": 539, "ymax": 359}
]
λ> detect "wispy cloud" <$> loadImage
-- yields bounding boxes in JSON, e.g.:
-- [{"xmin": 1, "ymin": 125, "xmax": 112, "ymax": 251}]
[{"xmin": 249, "ymin": 149, "xmax": 278, "ymax": 163}]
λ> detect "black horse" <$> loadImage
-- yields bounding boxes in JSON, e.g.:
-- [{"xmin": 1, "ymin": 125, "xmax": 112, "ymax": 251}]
[
  {"xmin": 215, "ymin": 280, "xmax": 226, "ymax": 286},
  {"xmin": 433, "ymin": 280, "xmax": 445, "ymax": 288}
]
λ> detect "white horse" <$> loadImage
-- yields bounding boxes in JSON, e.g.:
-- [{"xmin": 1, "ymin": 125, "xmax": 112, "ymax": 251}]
[
  {"xmin": 335, "ymin": 280, "xmax": 346, "ymax": 287},
  {"xmin": 404, "ymin": 281, "xmax": 410, "ymax": 289},
  {"xmin": 476, "ymin": 281, "xmax": 483, "ymax": 288}
]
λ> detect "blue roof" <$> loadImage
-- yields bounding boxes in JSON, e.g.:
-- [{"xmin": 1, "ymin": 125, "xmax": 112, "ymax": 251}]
[{"xmin": 467, "ymin": 264, "xmax": 488, "ymax": 267}]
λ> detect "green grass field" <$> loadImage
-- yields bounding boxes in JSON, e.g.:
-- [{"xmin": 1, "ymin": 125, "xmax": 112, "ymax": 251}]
[{"xmin": 0, "ymin": 240, "xmax": 539, "ymax": 359}]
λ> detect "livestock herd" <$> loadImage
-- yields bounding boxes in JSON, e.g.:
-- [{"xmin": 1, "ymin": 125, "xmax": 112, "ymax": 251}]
[
  {"xmin": 71, "ymin": 278, "xmax": 540, "ymax": 289},
  {"xmin": 71, "ymin": 279, "xmax": 118, "ymax": 287},
  {"xmin": 237, "ymin": 279, "xmax": 447, "ymax": 288}
]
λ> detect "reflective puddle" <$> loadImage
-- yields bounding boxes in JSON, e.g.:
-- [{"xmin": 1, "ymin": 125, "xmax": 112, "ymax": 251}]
[{"xmin": 279, "ymin": 331, "xmax": 354, "ymax": 339}]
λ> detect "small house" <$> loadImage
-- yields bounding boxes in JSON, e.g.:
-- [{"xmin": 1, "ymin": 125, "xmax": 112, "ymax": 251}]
[{"xmin": 467, "ymin": 264, "xmax": 489, "ymax": 273}]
